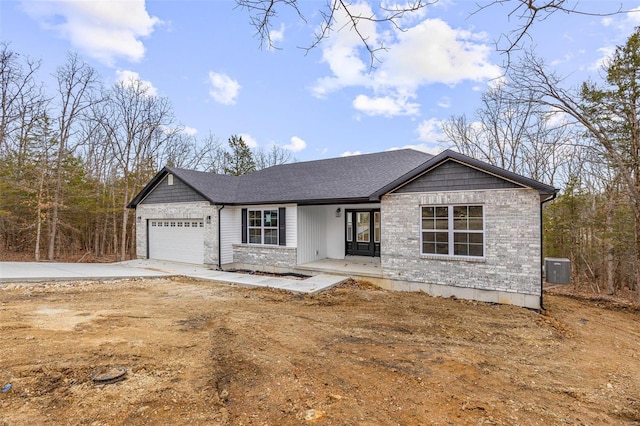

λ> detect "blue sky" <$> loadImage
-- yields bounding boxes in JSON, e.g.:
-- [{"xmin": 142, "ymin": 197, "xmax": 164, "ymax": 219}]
[{"xmin": 2, "ymin": 0, "xmax": 640, "ymax": 162}]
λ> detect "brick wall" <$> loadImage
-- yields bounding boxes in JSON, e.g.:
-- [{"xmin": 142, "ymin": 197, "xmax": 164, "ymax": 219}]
[
  {"xmin": 232, "ymin": 244, "xmax": 297, "ymax": 272},
  {"xmin": 381, "ymin": 188, "xmax": 541, "ymax": 296}
]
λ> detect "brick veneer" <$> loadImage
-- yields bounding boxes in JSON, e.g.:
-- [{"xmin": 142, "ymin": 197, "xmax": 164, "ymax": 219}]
[
  {"xmin": 381, "ymin": 188, "xmax": 541, "ymax": 298},
  {"xmin": 232, "ymin": 244, "xmax": 297, "ymax": 272}
]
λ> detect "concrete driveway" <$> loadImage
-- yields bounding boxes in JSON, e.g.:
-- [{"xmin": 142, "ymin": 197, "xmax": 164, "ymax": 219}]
[
  {"xmin": 0, "ymin": 259, "xmax": 348, "ymax": 294},
  {"xmin": 0, "ymin": 261, "xmax": 171, "ymax": 283}
]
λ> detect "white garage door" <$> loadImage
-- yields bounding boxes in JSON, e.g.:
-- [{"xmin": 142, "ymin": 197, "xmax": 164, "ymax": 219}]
[{"xmin": 148, "ymin": 219, "xmax": 204, "ymax": 264}]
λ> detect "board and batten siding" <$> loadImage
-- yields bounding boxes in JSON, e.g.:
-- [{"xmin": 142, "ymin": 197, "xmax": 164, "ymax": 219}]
[
  {"xmin": 285, "ymin": 205, "xmax": 297, "ymax": 248},
  {"xmin": 297, "ymin": 203, "xmax": 382, "ymax": 263},
  {"xmin": 297, "ymin": 206, "xmax": 328, "ymax": 264},
  {"xmin": 220, "ymin": 207, "xmax": 241, "ymax": 265},
  {"xmin": 140, "ymin": 174, "xmax": 206, "ymax": 204},
  {"xmin": 395, "ymin": 160, "xmax": 522, "ymax": 193}
]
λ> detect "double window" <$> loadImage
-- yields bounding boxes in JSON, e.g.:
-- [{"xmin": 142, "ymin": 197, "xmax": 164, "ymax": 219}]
[
  {"xmin": 421, "ymin": 205, "xmax": 484, "ymax": 257},
  {"xmin": 248, "ymin": 209, "xmax": 279, "ymax": 245}
]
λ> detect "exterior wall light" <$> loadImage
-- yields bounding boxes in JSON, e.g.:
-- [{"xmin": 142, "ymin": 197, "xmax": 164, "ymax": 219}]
[
  {"xmin": 335, "ymin": 207, "xmax": 341, "ymax": 217},
  {"xmin": 206, "ymin": 215, "xmax": 212, "ymax": 224}
]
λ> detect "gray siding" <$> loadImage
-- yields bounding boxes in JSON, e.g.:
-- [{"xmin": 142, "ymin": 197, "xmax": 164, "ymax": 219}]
[
  {"xmin": 395, "ymin": 160, "xmax": 522, "ymax": 193},
  {"xmin": 141, "ymin": 174, "xmax": 206, "ymax": 204}
]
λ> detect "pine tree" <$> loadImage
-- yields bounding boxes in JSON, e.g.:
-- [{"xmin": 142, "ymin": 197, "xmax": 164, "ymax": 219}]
[{"xmin": 223, "ymin": 135, "xmax": 256, "ymax": 176}]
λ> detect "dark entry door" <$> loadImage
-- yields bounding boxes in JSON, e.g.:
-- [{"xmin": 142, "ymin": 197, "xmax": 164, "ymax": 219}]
[{"xmin": 345, "ymin": 209, "xmax": 380, "ymax": 256}]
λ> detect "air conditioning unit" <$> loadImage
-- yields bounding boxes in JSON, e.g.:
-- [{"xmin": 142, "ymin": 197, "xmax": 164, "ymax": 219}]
[{"xmin": 544, "ymin": 258, "xmax": 571, "ymax": 284}]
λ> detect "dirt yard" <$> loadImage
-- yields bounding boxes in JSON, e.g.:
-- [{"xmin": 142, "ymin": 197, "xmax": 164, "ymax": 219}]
[{"xmin": 0, "ymin": 277, "xmax": 638, "ymax": 425}]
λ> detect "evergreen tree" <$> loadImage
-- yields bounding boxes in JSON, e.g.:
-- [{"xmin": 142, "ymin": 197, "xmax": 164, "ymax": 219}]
[{"xmin": 223, "ymin": 135, "xmax": 256, "ymax": 176}]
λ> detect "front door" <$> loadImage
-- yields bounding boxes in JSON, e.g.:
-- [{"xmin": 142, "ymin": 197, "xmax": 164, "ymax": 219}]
[{"xmin": 345, "ymin": 209, "xmax": 380, "ymax": 256}]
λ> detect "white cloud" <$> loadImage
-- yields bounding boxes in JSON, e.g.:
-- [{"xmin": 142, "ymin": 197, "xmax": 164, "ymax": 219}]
[
  {"xmin": 437, "ymin": 96, "xmax": 451, "ymax": 109},
  {"xmin": 310, "ymin": 2, "xmax": 376, "ymax": 99},
  {"xmin": 416, "ymin": 118, "xmax": 445, "ymax": 144},
  {"xmin": 182, "ymin": 126, "xmax": 197, "ymax": 136},
  {"xmin": 592, "ymin": 46, "xmax": 615, "ymax": 71},
  {"xmin": 352, "ymin": 94, "xmax": 420, "ymax": 117},
  {"xmin": 381, "ymin": 0, "xmax": 430, "ymax": 27},
  {"xmin": 282, "ymin": 136, "xmax": 307, "ymax": 152},
  {"xmin": 21, "ymin": 0, "xmax": 161, "ymax": 66},
  {"xmin": 208, "ymin": 72, "xmax": 241, "ymax": 105},
  {"xmin": 269, "ymin": 23, "xmax": 286, "ymax": 49},
  {"xmin": 614, "ymin": 7, "xmax": 640, "ymax": 28},
  {"xmin": 340, "ymin": 150, "xmax": 363, "ymax": 157},
  {"xmin": 628, "ymin": 7, "xmax": 640, "ymax": 25},
  {"xmin": 380, "ymin": 20, "xmax": 500, "ymax": 88},
  {"xmin": 115, "ymin": 69, "xmax": 158, "ymax": 96},
  {"xmin": 238, "ymin": 133, "xmax": 258, "ymax": 148},
  {"xmin": 594, "ymin": 7, "xmax": 640, "ymax": 70},
  {"xmin": 311, "ymin": 13, "xmax": 501, "ymax": 116}
]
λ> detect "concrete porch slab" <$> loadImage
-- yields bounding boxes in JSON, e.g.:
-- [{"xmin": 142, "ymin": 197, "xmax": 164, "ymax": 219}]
[{"xmin": 296, "ymin": 256, "xmax": 382, "ymax": 278}]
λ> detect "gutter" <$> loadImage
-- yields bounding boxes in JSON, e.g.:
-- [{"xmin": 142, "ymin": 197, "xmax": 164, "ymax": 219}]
[
  {"xmin": 217, "ymin": 205, "xmax": 225, "ymax": 270},
  {"xmin": 539, "ymin": 191, "xmax": 558, "ymax": 311}
]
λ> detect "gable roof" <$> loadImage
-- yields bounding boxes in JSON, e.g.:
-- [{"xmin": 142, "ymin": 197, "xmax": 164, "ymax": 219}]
[
  {"xmin": 128, "ymin": 148, "xmax": 557, "ymax": 208},
  {"xmin": 236, "ymin": 149, "xmax": 433, "ymax": 204},
  {"xmin": 128, "ymin": 149, "xmax": 433, "ymax": 207},
  {"xmin": 369, "ymin": 149, "xmax": 557, "ymax": 200}
]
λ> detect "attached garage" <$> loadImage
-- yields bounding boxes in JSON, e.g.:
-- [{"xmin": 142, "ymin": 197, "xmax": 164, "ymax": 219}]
[{"xmin": 148, "ymin": 219, "xmax": 205, "ymax": 264}]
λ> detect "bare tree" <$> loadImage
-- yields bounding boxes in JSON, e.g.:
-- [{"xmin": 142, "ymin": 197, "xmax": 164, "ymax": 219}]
[
  {"xmin": 253, "ymin": 144, "xmax": 293, "ymax": 170},
  {"xmin": 506, "ymin": 31, "xmax": 640, "ymax": 298},
  {"xmin": 0, "ymin": 42, "xmax": 47, "ymax": 157},
  {"xmin": 442, "ymin": 82, "xmax": 576, "ymax": 186},
  {"xmin": 98, "ymin": 76, "xmax": 178, "ymax": 261},
  {"xmin": 474, "ymin": 1, "xmax": 628, "ymax": 58},
  {"xmin": 48, "ymin": 53, "xmax": 100, "ymax": 261},
  {"xmin": 159, "ymin": 131, "xmax": 224, "ymax": 171},
  {"xmin": 236, "ymin": 0, "xmax": 433, "ymax": 67},
  {"xmin": 237, "ymin": 1, "xmax": 631, "ymax": 67}
]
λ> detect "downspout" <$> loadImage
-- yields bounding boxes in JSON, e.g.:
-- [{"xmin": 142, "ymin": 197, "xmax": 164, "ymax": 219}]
[
  {"xmin": 217, "ymin": 205, "xmax": 225, "ymax": 270},
  {"xmin": 540, "ymin": 191, "xmax": 558, "ymax": 311}
]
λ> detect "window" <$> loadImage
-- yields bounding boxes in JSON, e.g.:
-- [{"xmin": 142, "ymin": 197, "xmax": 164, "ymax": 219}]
[
  {"xmin": 421, "ymin": 205, "xmax": 484, "ymax": 257},
  {"xmin": 356, "ymin": 212, "xmax": 370, "ymax": 242},
  {"xmin": 248, "ymin": 209, "xmax": 278, "ymax": 245},
  {"xmin": 167, "ymin": 174, "xmax": 174, "ymax": 185},
  {"xmin": 374, "ymin": 211, "xmax": 381, "ymax": 243}
]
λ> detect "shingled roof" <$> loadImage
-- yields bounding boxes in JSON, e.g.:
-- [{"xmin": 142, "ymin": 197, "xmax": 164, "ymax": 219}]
[
  {"xmin": 235, "ymin": 149, "xmax": 434, "ymax": 204},
  {"xmin": 128, "ymin": 149, "xmax": 433, "ymax": 207},
  {"xmin": 128, "ymin": 148, "xmax": 557, "ymax": 207}
]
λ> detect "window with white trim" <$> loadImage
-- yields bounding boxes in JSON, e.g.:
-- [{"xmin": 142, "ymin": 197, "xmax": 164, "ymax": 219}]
[
  {"xmin": 248, "ymin": 209, "xmax": 279, "ymax": 245},
  {"xmin": 421, "ymin": 205, "xmax": 484, "ymax": 257}
]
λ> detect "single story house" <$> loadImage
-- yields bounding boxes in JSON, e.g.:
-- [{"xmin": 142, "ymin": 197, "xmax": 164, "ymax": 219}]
[{"xmin": 128, "ymin": 149, "xmax": 557, "ymax": 309}]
